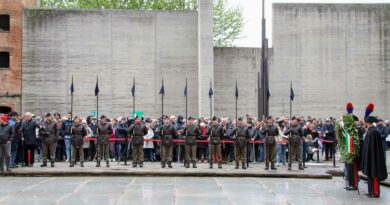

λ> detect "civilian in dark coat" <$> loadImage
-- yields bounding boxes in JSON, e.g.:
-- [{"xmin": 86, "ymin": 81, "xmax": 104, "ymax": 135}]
[{"xmin": 21, "ymin": 112, "xmax": 40, "ymax": 167}]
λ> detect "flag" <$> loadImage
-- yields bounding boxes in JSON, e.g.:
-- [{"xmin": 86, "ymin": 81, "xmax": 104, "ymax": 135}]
[
  {"xmin": 131, "ymin": 77, "xmax": 135, "ymax": 97},
  {"xmin": 159, "ymin": 79, "xmax": 165, "ymax": 95},
  {"xmin": 95, "ymin": 76, "xmax": 99, "ymax": 96},
  {"xmin": 184, "ymin": 78, "xmax": 187, "ymax": 97},
  {"xmin": 290, "ymin": 82, "xmax": 294, "ymax": 101},
  {"xmin": 235, "ymin": 81, "xmax": 239, "ymax": 99},
  {"xmin": 208, "ymin": 81, "xmax": 213, "ymax": 98},
  {"xmin": 267, "ymin": 88, "xmax": 270, "ymax": 100},
  {"xmin": 70, "ymin": 75, "xmax": 74, "ymax": 94}
]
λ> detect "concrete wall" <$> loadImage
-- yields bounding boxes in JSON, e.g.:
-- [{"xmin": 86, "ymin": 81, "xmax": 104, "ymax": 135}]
[
  {"xmin": 22, "ymin": 9, "xmax": 198, "ymax": 118},
  {"xmin": 214, "ymin": 47, "xmax": 261, "ymax": 118},
  {"xmin": 271, "ymin": 4, "xmax": 390, "ymax": 119}
]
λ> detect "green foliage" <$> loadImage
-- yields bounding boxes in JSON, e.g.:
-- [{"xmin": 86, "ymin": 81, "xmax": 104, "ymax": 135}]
[
  {"xmin": 336, "ymin": 114, "xmax": 359, "ymax": 164},
  {"xmin": 39, "ymin": 0, "xmax": 243, "ymax": 47}
]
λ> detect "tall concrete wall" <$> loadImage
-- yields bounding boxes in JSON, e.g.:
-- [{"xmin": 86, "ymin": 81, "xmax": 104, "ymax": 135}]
[
  {"xmin": 214, "ymin": 47, "xmax": 261, "ymax": 118},
  {"xmin": 22, "ymin": 9, "xmax": 198, "ymax": 118},
  {"xmin": 271, "ymin": 4, "xmax": 390, "ymax": 119}
]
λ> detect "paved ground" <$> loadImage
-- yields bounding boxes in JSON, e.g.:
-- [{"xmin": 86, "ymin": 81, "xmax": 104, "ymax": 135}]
[{"xmin": 0, "ymin": 177, "xmax": 388, "ymax": 205}]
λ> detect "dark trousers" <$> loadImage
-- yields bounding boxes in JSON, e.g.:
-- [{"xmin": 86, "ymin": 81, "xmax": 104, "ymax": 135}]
[
  {"xmin": 324, "ymin": 143, "xmax": 333, "ymax": 160},
  {"xmin": 367, "ymin": 177, "xmax": 380, "ymax": 197},
  {"xmin": 55, "ymin": 139, "xmax": 65, "ymax": 161},
  {"xmin": 24, "ymin": 144, "xmax": 35, "ymax": 166},
  {"xmin": 346, "ymin": 161, "xmax": 358, "ymax": 188}
]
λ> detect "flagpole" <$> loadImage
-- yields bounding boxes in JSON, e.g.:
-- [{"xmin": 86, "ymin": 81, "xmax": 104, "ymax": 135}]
[
  {"xmin": 133, "ymin": 77, "xmax": 135, "ymax": 118},
  {"xmin": 289, "ymin": 81, "xmax": 292, "ymax": 169},
  {"xmin": 71, "ymin": 75, "xmax": 73, "ymax": 119},
  {"xmin": 210, "ymin": 81, "xmax": 212, "ymax": 119},
  {"xmin": 161, "ymin": 78, "xmax": 164, "ymax": 121}
]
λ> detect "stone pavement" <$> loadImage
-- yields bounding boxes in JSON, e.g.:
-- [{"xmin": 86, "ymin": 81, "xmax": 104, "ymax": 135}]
[{"xmin": 0, "ymin": 177, "xmax": 389, "ymax": 205}]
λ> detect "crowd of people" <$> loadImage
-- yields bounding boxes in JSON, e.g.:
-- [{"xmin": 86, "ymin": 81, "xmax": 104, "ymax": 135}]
[{"xmin": 0, "ymin": 111, "xmax": 388, "ymax": 172}]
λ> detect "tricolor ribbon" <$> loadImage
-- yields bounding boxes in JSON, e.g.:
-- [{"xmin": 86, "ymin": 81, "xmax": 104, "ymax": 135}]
[{"xmin": 339, "ymin": 120, "xmax": 353, "ymax": 153}]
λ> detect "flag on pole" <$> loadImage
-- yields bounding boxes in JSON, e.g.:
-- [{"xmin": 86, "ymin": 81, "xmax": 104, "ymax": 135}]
[
  {"xmin": 131, "ymin": 77, "xmax": 135, "ymax": 97},
  {"xmin": 267, "ymin": 88, "xmax": 270, "ymax": 100},
  {"xmin": 235, "ymin": 81, "xmax": 239, "ymax": 99},
  {"xmin": 95, "ymin": 76, "xmax": 99, "ymax": 96},
  {"xmin": 208, "ymin": 81, "xmax": 213, "ymax": 98},
  {"xmin": 70, "ymin": 75, "xmax": 74, "ymax": 94},
  {"xmin": 290, "ymin": 82, "xmax": 294, "ymax": 101},
  {"xmin": 184, "ymin": 78, "xmax": 188, "ymax": 97},
  {"xmin": 159, "ymin": 79, "xmax": 165, "ymax": 95}
]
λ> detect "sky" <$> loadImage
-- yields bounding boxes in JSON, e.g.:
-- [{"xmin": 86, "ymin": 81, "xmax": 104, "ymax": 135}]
[{"xmin": 227, "ymin": 0, "xmax": 390, "ymax": 47}]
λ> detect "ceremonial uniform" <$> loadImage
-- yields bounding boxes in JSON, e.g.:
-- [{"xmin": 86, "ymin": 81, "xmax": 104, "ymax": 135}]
[
  {"xmin": 97, "ymin": 121, "xmax": 113, "ymax": 167},
  {"xmin": 232, "ymin": 124, "xmax": 250, "ymax": 169},
  {"xmin": 70, "ymin": 123, "xmax": 87, "ymax": 167},
  {"xmin": 284, "ymin": 124, "xmax": 304, "ymax": 170},
  {"xmin": 262, "ymin": 124, "xmax": 279, "ymax": 170},
  {"xmin": 128, "ymin": 122, "xmax": 148, "ymax": 167},
  {"xmin": 183, "ymin": 124, "xmax": 200, "ymax": 168},
  {"xmin": 160, "ymin": 124, "xmax": 177, "ymax": 168},
  {"xmin": 207, "ymin": 123, "xmax": 224, "ymax": 169}
]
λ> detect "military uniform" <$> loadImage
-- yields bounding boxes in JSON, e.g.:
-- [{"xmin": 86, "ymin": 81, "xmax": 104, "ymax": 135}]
[
  {"xmin": 284, "ymin": 124, "xmax": 304, "ymax": 170},
  {"xmin": 207, "ymin": 124, "xmax": 224, "ymax": 169},
  {"xmin": 233, "ymin": 124, "xmax": 250, "ymax": 169},
  {"xmin": 40, "ymin": 120, "xmax": 58, "ymax": 167},
  {"xmin": 183, "ymin": 124, "xmax": 200, "ymax": 168},
  {"xmin": 128, "ymin": 123, "xmax": 148, "ymax": 167},
  {"xmin": 97, "ymin": 122, "xmax": 113, "ymax": 167},
  {"xmin": 70, "ymin": 123, "xmax": 87, "ymax": 167},
  {"xmin": 262, "ymin": 124, "xmax": 279, "ymax": 170},
  {"xmin": 160, "ymin": 124, "xmax": 177, "ymax": 168}
]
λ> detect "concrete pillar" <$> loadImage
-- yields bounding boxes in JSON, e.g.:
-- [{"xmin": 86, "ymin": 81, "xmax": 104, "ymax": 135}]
[{"xmin": 198, "ymin": 0, "xmax": 214, "ymax": 118}]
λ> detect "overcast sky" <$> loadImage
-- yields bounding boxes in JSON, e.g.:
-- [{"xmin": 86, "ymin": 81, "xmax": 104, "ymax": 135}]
[{"xmin": 227, "ymin": 0, "xmax": 390, "ymax": 47}]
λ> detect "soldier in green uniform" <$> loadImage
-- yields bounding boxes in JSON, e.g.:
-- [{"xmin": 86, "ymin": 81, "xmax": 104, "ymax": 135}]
[
  {"xmin": 284, "ymin": 117, "xmax": 304, "ymax": 170},
  {"xmin": 183, "ymin": 117, "xmax": 200, "ymax": 168},
  {"xmin": 262, "ymin": 116, "xmax": 279, "ymax": 170},
  {"xmin": 232, "ymin": 117, "xmax": 250, "ymax": 169},
  {"xmin": 128, "ymin": 116, "xmax": 148, "ymax": 168},
  {"xmin": 207, "ymin": 116, "xmax": 224, "ymax": 169},
  {"xmin": 96, "ymin": 115, "xmax": 112, "ymax": 168},
  {"xmin": 160, "ymin": 116, "xmax": 177, "ymax": 168},
  {"xmin": 70, "ymin": 116, "xmax": 87, "ymax": 167},
  {"xmin": 40, "ymin": 113, "xmax": 58, "ymax": 168}
]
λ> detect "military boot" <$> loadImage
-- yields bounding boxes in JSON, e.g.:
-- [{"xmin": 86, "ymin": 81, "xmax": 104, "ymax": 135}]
[
  {"xmin": 168, "ymin": 161, "xmax": 172, "ymax": 168},
  {"xmin": 51, "ymin": 161, "xmax": 55, "ymax": 167},
  {"xmin": 161, "ymin": 161, "xmax": 166, "ymax": 168},
  {"xmin": 242, "ymin": 163, "xmax": 246, "ymax": 169},
  {"xmin": 235, "ymin": 162, "xmax": 239, "ymax": 169},
  {"xmin": 132, "ymin": 162, "xmax": 137, "ymax": 168},
  {"xmin": 218, "ymin": 163, "xmax": 222, "ymax": 169},
  {"xmin": 69, "ymin": 162, "xmax": 74, "ymax": 167},
  {"xmin": 80, "ymin": 161, "xmax": 84, "ymax": 167},
  {"xmin": 299, "ymin": 163, "xmax": 304, "ymax": 170},
  {"xmin": 106, "ymin": 161, "xmax": 110, "ymax": 168},
  {"xmin": 192, "ymin": 161, "xmax": 197, "ymax": 168},
  {"xmin": 139, "ymin": 162, "xmax": 143, "ymax": 168},
  {"xmin": 288, "ymin": 164, "xmax": 292, "ymax": 171},
  {"xmin": 185, "ymin": 161, "xmax": 190, "ymax": 168},
  {"xmin": 264, "ymin": 163, "xmax": 269, "ymax": 170},
  {"xmin": 96, "ymin": 161, "xmax": 101, "ymax": 167},
  {"xmin": 271, "ymin": 163, "xmax": 277, "ymax": 170},
  {"xmin": 40, "ymin": 162, "xmax": 47, "ymax": 167},
  {"xmin": 209, "ymin": 163, "xmax": 213, "ymax": 169}
]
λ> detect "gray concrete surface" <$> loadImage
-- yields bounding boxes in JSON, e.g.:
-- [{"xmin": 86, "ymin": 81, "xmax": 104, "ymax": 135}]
[
  {"xmin": 0, "ymin": 177, "xmax": 389, "ymax": 205},
  {"xmin": 271, "ymin": 4, "xmax": 390, "ymax": 119}
]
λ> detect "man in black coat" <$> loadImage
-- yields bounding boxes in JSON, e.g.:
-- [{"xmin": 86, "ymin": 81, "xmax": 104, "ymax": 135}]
[
  {"xmin": 362, "ymin": 116, "xmax": 388, "ymax": 198},
  {"xmin": 21, "ymin": 112, "xmax": 40, "ymax": 167}
]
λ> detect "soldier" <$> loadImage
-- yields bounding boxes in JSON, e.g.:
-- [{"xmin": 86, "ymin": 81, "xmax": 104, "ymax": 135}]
[
  {"xmin": 159, "ymin": 116, "xmax": 177, "ymax": 168},
  {"xmin": 232, "ymin": 117, "xmax": 250, "ymax": 169},
  {"xmin": 284, "ymin": 117, "xmax": 304, "ymax": 170},
  {"xmin": 96, "ymin": 115, "xmax": 113, "ymax": 167},
  {"xmin": 70, "ymin": 116, "xmax": 87, "ymax": 167},
  {"xmin": 40, "ymin": 113, "xmax": 59, "ymax": 168},
  {"xmin": 128, "ymin": 116, "xmax": 148, "ymax": 168},
  {"xmin": 207, "ymin": 116, "xmax": 224, "ymax": 169},
  {"xmin": 262, "ymin": 116, "xmax": 279, "ymax": 170},
  {"xmin": 183, "ymin": 117, "xmax": 200, "ymax": 168}
]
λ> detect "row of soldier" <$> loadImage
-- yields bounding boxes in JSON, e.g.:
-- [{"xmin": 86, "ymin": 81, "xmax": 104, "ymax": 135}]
[{"xmin": 0, "ymin": 111, "xmax": 314, "ymax": 171}]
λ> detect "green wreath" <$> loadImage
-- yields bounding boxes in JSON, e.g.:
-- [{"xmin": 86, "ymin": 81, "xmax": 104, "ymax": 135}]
[{"xmin": 336, "ymin": 114, "xmax": 359, "ymax": 164}]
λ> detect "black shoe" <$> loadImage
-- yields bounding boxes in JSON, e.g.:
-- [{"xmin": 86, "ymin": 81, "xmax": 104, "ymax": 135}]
[
  {"xmin": 69, "ymin": 163, "xmax": 74, "ymax": 167},
  {"xmin": 96, "ymin": 161, "xmax": 101, "ymax": 167},
  {"xmin": 235, "ymin": 163, "xmax": 239, "ymax": 169},
  {"xmin": 40, "ymin": 163, "xmax": 47, "ymax": 167},
  {"xmin": 299, "ymin": 164, "xmax": 304, "ymax": 170},
  {"xmin": 161, "ymin": 164, "xmax": 166, "ymax": 168},
  {"xmin": 288, "ymin": 165, "xmax": 292, "ymax": 171},
  {"xmin": 271, "ymin": 163, "xmax": 277, "ymax": 170},
  {"xmin": 218, "ymin": 164, "xmax": 222, "ymax": 169},
  {"xmin": 106, "ymin": 161, "xmax": 110, "ymax": 168},
  {"xmin": 80, "ymin": 162, "xmax": 84, "ymax": 167},
  {"xmin": 242, "ymin": 164, "xmax": 246, "ymax": 169},
  {"xmin": 6, "ymin": 166, "xmax": 10, "ymax": 172},
  {"xmin": 139, "ymin": 163, "xmax": 143, "ymax": 168},
  {"xmin": 50, "ymin": 162, "xmax": 55, "ymax": 167},
  {"xmin": 132, "ymin": 163, "xmax": 137, "ymax": 168},
  {"xmin": 185, "ymin": 162, "xmax": 189, "ymax": 168},
  {"xmin": 209, "ymin": 164, "xmax": 213, "ymax": 169},
  {"xmin": 345, "ymin": 187, "xmax": 357, "ymax": 191},
  {"xmin": 193, "ymin": 163, "xmax": 197, "ymax": 168}
]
